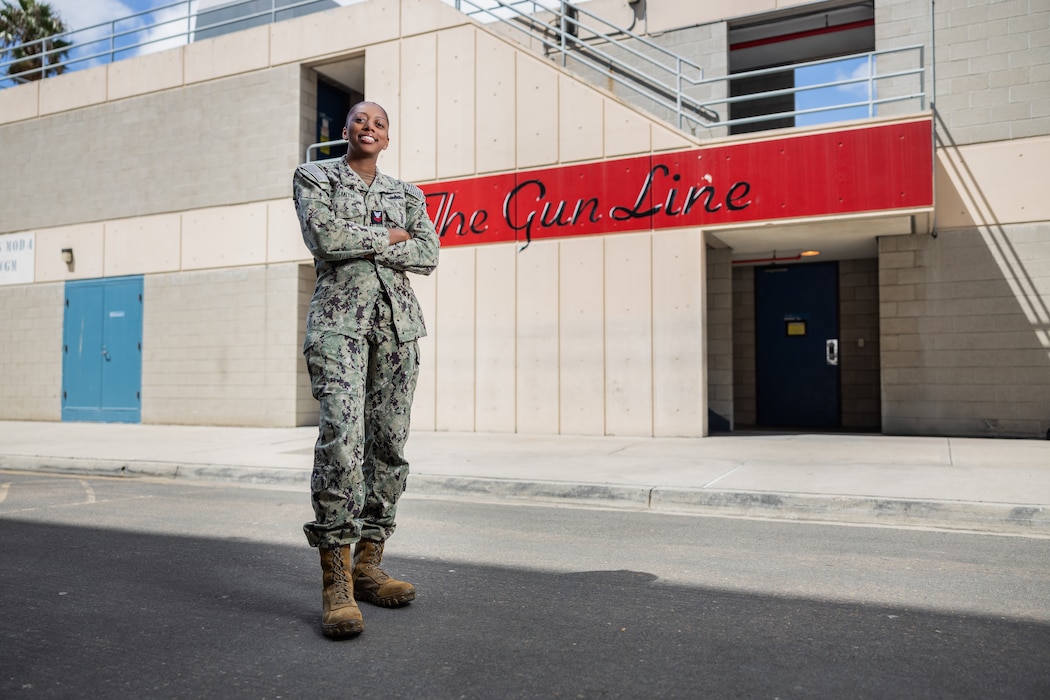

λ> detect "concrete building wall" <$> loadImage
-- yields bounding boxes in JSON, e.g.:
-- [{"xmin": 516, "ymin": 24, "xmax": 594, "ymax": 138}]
[
  {"xmin": 880, "ymin": 224, "xmax": 1050, "ymax": 437},
  {"xmin": 706, "ymin": 246, "xmax": 734, "ymax": 430},
  {"xmin": 557, "ymin": 21, "xmax": 730, "ymax": 138},
  {"xmin": 141, "ymin": 263, "xmax": 314, "ymax": 427},
  {"xmin": 415, "ymin": 228, "xmax": 708, "ymax": 438},
  {"xmin": 839, "ymin": 258, "xmax": 881, "ymax": 430},
  {"xmin": 0, "ymin": 64, "xmax": 302, "ymax": 233},
  {"xmin": 875, "ymin": 129, "xmax": 1050, "ymax": 437},
  {"xmin": 0, "ymin": 282, "xmax": 63, "ymax": 421},
  {"xmin": 877, "ymin": 0, "xmax": 1050, "ymax": 144},
  {"xmin": 732, "ymin": 265, "xmax": 757, "ymax": 427}
]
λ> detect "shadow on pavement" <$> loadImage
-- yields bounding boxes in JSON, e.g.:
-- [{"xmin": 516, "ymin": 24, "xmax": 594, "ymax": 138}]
[{"xmin": 2, "ymin": 520, "xmax": 1048, "ymax": 699}]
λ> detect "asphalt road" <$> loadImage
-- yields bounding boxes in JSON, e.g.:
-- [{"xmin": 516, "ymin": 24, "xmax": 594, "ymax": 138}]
[{"xmin": 1, "ymin": 472, "xmax": 1048, "ymax": 699}]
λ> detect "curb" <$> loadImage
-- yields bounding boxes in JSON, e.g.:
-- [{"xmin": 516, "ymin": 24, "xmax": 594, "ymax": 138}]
[
  {"xmin": 413, "ymin": 475, "xmax": 1050, "ymax": 536},
  {"xmin": 3, "ymin": 457, "xmax": 1047, "ymax": 536},
  {"xmin": 0, "ymin": 456, "xmax": 310, "ymax": 487},
  {"xmin": 649, "ymin": 487, "xmax": 1049, "ymax": 535}
]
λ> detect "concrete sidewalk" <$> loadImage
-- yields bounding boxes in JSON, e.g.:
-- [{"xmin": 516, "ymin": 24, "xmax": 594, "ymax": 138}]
[{"xmin": 1, "ymin": 420, "xmax": 1048, "ymax": 535}]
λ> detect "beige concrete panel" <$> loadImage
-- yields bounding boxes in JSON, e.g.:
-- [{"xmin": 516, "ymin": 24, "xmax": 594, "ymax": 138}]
[
  {"xmin": 434, "ymin": 246, "xmax": 476, "ymax": 431},
  {"xmin": 558, "ymin": 76, "xmax": 604, "ymax": 164},
  {"xmin": 0, "ymin": 81, "xmax": 38, "ymax": 124},
  {"xmin": 475, "ymin": 243, "xmax": 517, "ymax": 432},
  {"xmin": 436, "ymin": 25, "xmax": 477, "ymax": 179},
  {"xmin": 401, "ymin": 0, "xmax": 469, "ymax": 37},
  {"xmin": 580, "ymin": 0, "xmax": 637, "ymax": 27},
  {"xmin": 399, "ymin": 33, "xmax": 438, "ymax": 183},
  {"xmin": 7, "ymin": 65, "xmax": 301, "ymax": 235},
  {"xmin": 934, "ymin": 156, "xmax": 977, "ymax": 231},
  {"xmin": 108, "ymin": 48, "xmax": 184, "ymax": 101},
  {"xmin": 181, "ymin": 203, "xmax": 268, "ymax": 270},
  {"xmin": 936, "ymin": 136, "xmax": 1050, "ymax": 229},
  {"xmin": 269, "ymin": 0, "xmax": 399, "ymax": 67},
  {"xmin": 267, "ymin": 199, "xmax": 310, "ymax": 263},
  {"xmin": 410, "ymin": 267, "xmax": 438, "ymax": 431},
  {"xmin": 365, "ymin": 42, "xmax": 401, "ymax": 180},
  {"xmin": 652, "ymin": 229, "xmax": 706, "ymax": 437},
  {"xmin": 185, "ymin": 25, "xmax": 270, "ymax": 84},
  {"xmin": 652, "ymin": 124, "xmax": 694, "ymax": 153},
  {"xmin": 35, "ymin": 223, "xmax": 104, "ymax": 282},
  {"xmin": 559, "ymin": 237, "xmax": 605, "ymax": 435},
  {"xmin": 39, "ymin": 65, "xmax": 106, "ymax": 115},
  {"xmin": 516, "ymin": 239, "xmax": 560, "ymax": 433},
  {"xmin": 604, "ymin": 100, "xmax": 652, "ymax": 158},
  {"xmin": 475, "ymin": 32, "xmax": 517, "ymax": 174},
  {"xmin": 104, "ymin": 213, "xmax": 181, "ymax": 276},
  {"xmin": 647, "ymin": 0, "xmax": 774, "ymax": 31},
  {"xmin": 516, "ymin": 55, "xmax": 559, "ymax": 169},
  {"xmin": 141, "ymin": 265, "xmax": 305, "ymax": 427},
  {"xmin": 295, "ymin": 263, "xmax": 317, "ymax": 426},
  {"xmin": 605, "ymin": 232, "xmax": 653, "ymax": 436},
  {"xmin": 0, "ymin": 282, "xmax": 62, "ymax": 420}
]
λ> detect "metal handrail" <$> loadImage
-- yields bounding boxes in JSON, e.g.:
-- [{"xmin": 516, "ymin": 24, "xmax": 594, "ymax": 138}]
[
  {"xmin": 305, "ymin": 46, "xmax": 927, "ymax": 160},
  {"xmin": 453, "ymin": 0, "xmax": 714, "ymax": 130},
  {"xmin": 697, "ymin": 46, "xmax": 926, "ymax": 128},
  {"xmin": 452, "ymin": 3, "xmax": 924, "ymax": 134},
  {"xmin": 307, "ymin": 140, "xmax": 348, "ymax": 162},
  {"xmin": 0, "ymin": 0, "xmax": 339, "ymax": 85}
]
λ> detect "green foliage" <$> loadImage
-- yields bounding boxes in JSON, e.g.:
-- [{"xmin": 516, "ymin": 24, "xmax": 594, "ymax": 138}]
[{"xmin": 0, "ymin": 0, "xmax": 70, "ymax": 83}]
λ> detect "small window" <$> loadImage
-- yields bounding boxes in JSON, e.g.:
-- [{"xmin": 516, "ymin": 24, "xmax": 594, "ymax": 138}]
[{"xmin": 727, "ymin": 1, "xmax": 876, "ymax": 134}]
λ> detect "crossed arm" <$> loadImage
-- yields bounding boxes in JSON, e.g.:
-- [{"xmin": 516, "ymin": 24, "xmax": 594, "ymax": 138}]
[{"xmin": 293, "ymin": 165, "xmax": 439, "ymax": 275}]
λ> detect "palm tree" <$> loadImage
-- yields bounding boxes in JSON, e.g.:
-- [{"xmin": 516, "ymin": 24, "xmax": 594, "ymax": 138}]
[{"xmin": 0, "ymin": 0, "xmax": 71, "ymax": 84}]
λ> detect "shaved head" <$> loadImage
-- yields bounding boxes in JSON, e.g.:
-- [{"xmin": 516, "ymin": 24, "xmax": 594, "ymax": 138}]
[{"xmin": 346, "ymin": 101, "xmax": 389, "ymax": 127}]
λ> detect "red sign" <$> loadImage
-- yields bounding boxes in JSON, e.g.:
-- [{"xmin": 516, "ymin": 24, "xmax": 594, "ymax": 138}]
[{"xmin": 420, "ymin": 118, "xmax": 933, "ymax": 248}]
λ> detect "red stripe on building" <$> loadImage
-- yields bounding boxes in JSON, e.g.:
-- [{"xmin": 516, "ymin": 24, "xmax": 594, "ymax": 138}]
[{"xmin": 421, "ymin": 118, "xmax": 933, "ymax": 248}]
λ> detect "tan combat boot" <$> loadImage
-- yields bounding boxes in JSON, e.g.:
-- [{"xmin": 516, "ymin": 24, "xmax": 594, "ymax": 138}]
[
  {"xmin": 319, "ymin": 545, "xmax": 364, "ymax": 638},
  {"xmin": 352, "ymin": 539, "xmax": 416, "ymax": 607}
]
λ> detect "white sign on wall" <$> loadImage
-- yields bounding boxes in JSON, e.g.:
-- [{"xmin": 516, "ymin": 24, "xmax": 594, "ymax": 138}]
[{"xmin": 0, "ymin": 232, "xmax": 35, "ymax": 285}]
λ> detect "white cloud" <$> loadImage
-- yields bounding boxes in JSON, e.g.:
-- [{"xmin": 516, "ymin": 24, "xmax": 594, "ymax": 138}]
[
  {"xmin": 139, "ymin": 2, "xmax": 199, "ymax": 54},
  {"xmin": 838, "ymin": 59, "xmax": 872, "ymax": 97},
  {"xmin": 47, "ymin": 0, "xmax": 136, "ymax": 32},
  {"xmin": 43, "ymin": 0, "xmax": 198, "ymax": 66}
]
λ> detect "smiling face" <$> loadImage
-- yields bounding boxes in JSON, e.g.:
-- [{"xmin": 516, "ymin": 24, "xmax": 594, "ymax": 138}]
[{"xmin": 342, "ymin": 102, "xmax": 390, "ymax": 161}]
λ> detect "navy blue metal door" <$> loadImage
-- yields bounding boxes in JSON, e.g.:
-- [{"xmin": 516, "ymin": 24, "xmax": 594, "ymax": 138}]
[
  {"xmin": 755, "ymin": 262, "xmax": 840, "ymax": 428},
  {"xmin": 62, "ymin": 276, "xmax": 143, "ymax": 423}
]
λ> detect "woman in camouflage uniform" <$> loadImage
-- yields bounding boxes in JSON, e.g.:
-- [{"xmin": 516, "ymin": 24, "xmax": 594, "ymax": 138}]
[{"xmin": 293, "ymin": 101, "xmax": 440, "ymax": 639}]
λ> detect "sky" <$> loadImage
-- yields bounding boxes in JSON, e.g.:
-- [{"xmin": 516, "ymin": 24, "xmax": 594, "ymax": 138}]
[
  {"xmin": 48, "ymin": 0, "xmax": 167, "ymax": 32},
  {"xmin": 44, "ymin": 0, "xmax": 560, "ymax": 34},
  {"xmin": 44, "ymin": 0, "xmax": 201, "ymax": 70},
  {"xmin": 796, "ymin": 57, "xmax": 872, "ymax": 126}
]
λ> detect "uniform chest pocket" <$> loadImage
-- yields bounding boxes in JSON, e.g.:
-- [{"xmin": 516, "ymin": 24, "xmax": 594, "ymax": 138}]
[
  {"xmin": 332, "ymin": 191, "xmax": 366, "ymax": 222},
  {"xmin": 380, "ymin": 194, "xmax": 407, "ymax": 229}
]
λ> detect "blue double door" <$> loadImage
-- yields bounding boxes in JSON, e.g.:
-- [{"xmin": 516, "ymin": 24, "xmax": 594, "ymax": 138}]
[
  {"xmin": 62, "ymin": 276, "xmax": 143, "ymax": 423},
  {"xmin": 755, "ymin": 262, "xmax": 840, "ymax": 429}
]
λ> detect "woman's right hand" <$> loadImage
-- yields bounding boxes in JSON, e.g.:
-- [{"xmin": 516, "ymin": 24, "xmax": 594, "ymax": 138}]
[{"xmin": 388, "ymin": 228, "xmax": 411, "ymax": 245}]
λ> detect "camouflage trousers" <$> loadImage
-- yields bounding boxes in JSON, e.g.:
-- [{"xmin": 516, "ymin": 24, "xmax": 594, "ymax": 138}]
[{"xmin": 302, "ymin": 296, "xmax": 419, "ymax": 549}]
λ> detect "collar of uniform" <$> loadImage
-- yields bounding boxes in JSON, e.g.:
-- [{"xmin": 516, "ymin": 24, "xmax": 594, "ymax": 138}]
[{"xmin": 336, "ymin": 158, "xmax": 394, "ymax": 193}]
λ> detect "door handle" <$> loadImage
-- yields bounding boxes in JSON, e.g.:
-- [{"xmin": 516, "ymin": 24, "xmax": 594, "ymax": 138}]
[
  {"xmin": 825, "ymin": 339, "xmax": 839, "ymax": 366},
  {"xmin": 102, "ymin": 345, "xmax": 111, "ymax": 361}
]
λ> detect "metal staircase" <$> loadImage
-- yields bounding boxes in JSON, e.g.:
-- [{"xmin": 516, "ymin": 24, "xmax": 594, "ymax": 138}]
[
  {"xmin": 451, "ymin": 0, "xmax": 720, "ymax": 133},
  {"xmin": 449, "ymin": 1, "xmax": 926, "ymax": 140}
]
